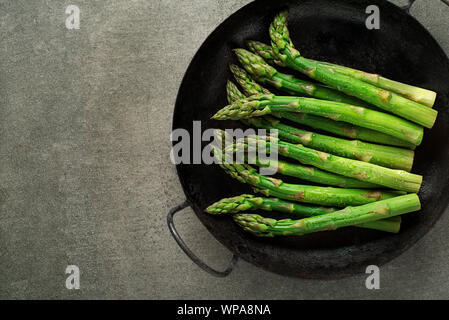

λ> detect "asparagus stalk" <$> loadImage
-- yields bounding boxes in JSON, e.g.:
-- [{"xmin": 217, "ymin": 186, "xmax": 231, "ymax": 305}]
[
  {"xmin": 227, "ymin": 77, "xmax": 414, "ymax": 170},
  {"xmin": 230, "ymin": 65, "xmax": 415, "ymax": 149},
  {"xmin": 247, "ymin": 40, "xmax": 286, "ymax": 67},
  {"xmin": 247, "ymin": 40, "xmax": 436, "ymax": 108},
  {"xmin": 269, "ymin": 11, "xmax": 437, "ymax": 128},
  {"xmin": 226, "ymin": 80, "xmax": 246, "ymax": 103},
  {"xmin": 236, "ymin": 146, "xmax": 381, "ymax": 188},
  {"xmin": 246, "ymin": 134, "xmax": 422, "ymax": 193},
  {"xmin": 227, "ymin": 82, "xmax": 406, "ymax": 187},
  {"xmin": 211, "ymin": 137, "xmax": 399, "ymax": 207},
  {"xmin": 222, "ymin": 162, "xmax": 398, "ymax": 207},
  {"xmin": 229, "ymin": 64, "xmax": 270, "ymax": 97},
  {"xmin": 206, "ymin": 194, "xmax": 401, "ymax": 233},
  {"xmin": 207, "ymin": 194, "xmax": 337, "ymax": 215},
  {"xmin": 278, "ymin": 112, "xmax": 416, "ymax": 149},
  {"xmin": 242, "ymin": 115, "xmax": 414, "ymax": 171},
  {"xmin": 234, "ymin": 193, "xmax": 420, "ymax": 237},
  {"xmin": 213, "ymin": 94, "xmax": 424, "ymax": 146},
  {"xmin": 229, "ymin": 64, "xmax": 271, "ymax": 96},
  {"xmin": 234, "ymin": 49, "xmax": 371, "ymax": 108},
  {"xmin": 315, "ymin": 61, "xmax": 436, "ymax": 108}
]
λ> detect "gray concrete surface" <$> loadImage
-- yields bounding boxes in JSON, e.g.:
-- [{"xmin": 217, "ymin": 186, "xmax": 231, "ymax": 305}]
[{"xmin": 0, "ymin": 0, "xmax": 448, "ymax": 299}]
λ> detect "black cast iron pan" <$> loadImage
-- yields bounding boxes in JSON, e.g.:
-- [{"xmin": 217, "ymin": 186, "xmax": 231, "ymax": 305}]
[{"xmin": 168, "ymin": 0, "xmax": 449, "ymax": 279}]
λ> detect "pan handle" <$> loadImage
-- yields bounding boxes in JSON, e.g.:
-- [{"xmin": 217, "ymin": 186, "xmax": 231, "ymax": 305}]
[
  {"xmin": 402, "ymin": 0, "xmax": 449, "ymax": 13},
  {"xmin": 167, "ymin": 200, "xmax": 238, "ymax": 277}
]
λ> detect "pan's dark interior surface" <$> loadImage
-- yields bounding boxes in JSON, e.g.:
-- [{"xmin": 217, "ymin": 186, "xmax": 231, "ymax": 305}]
[{"xmin": 172, "ymin": 0, "xmax": 449, "ymax": 278}]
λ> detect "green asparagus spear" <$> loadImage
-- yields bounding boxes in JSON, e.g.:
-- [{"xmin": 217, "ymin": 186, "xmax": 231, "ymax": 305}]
[
  {"xmin": 227, "ymin": 75, "xmax": 414, "ymax": 170},
  {"xmin": 241, "ymin": 134, "xmax": 422, "ymax": 193},
  {"xmin": 246, "ymin": 40, "xmax": 286, "ymax": 67},
  {"xmin": 234, "ymin": 193, "xmax": 420, "ymax": 237},
  {"xmin": 227, "ymin": 87, "xmax": 379, "ymax": 188},
  {"xmin": 229, "ymin": 64, "xmax": 271, "ymax": 96},
  {"xmin": 234, "ymin": 49, "xmax": 371, "ymax": 108},
  {"xmin": 213, "ymin": 94, "xmax": 424, "ymax": 146},
  {"xmin": 230, "ymin": 65, "xmax": 415, "ymax": 149},
  {"xmin": 314, "ymin": 61, "xmax": 436, "ymax": 108},
  {"xmin": 278, "ymin": 112, "xmax": 416, "ymax": 149},
  {"xmin": 211, "ymin": 138, "xmax": 399, "ymax": 207},
  {"xmin": 206, "ymin": 194, "xmax": 401, "ymax": 233},
  {"xmin": 236, "ymin": 147, "xmax": 381, "ymax": 188},
  {"xmin": 207, "ymin": 194, "xmax": 337, "ymax": 215},
  {"xmin": 226, "ymin": 82, "xmax": 408, "ymax": 186},
  {"xmin": 242, "ymin": 115, "xmax": 414, "ymax": 171},
  {"xmin": 247, "ymin": 40, "xmax": 436, "ymax": 108},
  {"xmin": 269, "ymin": 11, "xmax": 437, "ymax": 128},
  {"xmin": 226, "ymin": 80, "xmax": 246, "ymax": 103}
]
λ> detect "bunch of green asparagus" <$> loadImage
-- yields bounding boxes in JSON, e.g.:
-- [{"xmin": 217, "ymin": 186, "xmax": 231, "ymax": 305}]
[{"xmin": 204, "ymin": 10, "xmax": 435, "ymax": 237}]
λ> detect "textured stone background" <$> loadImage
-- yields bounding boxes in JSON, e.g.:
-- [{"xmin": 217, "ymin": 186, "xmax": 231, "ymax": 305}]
[{"xmin": 0, "ymin": 0, "xmax": 448, "ymax": 299}]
